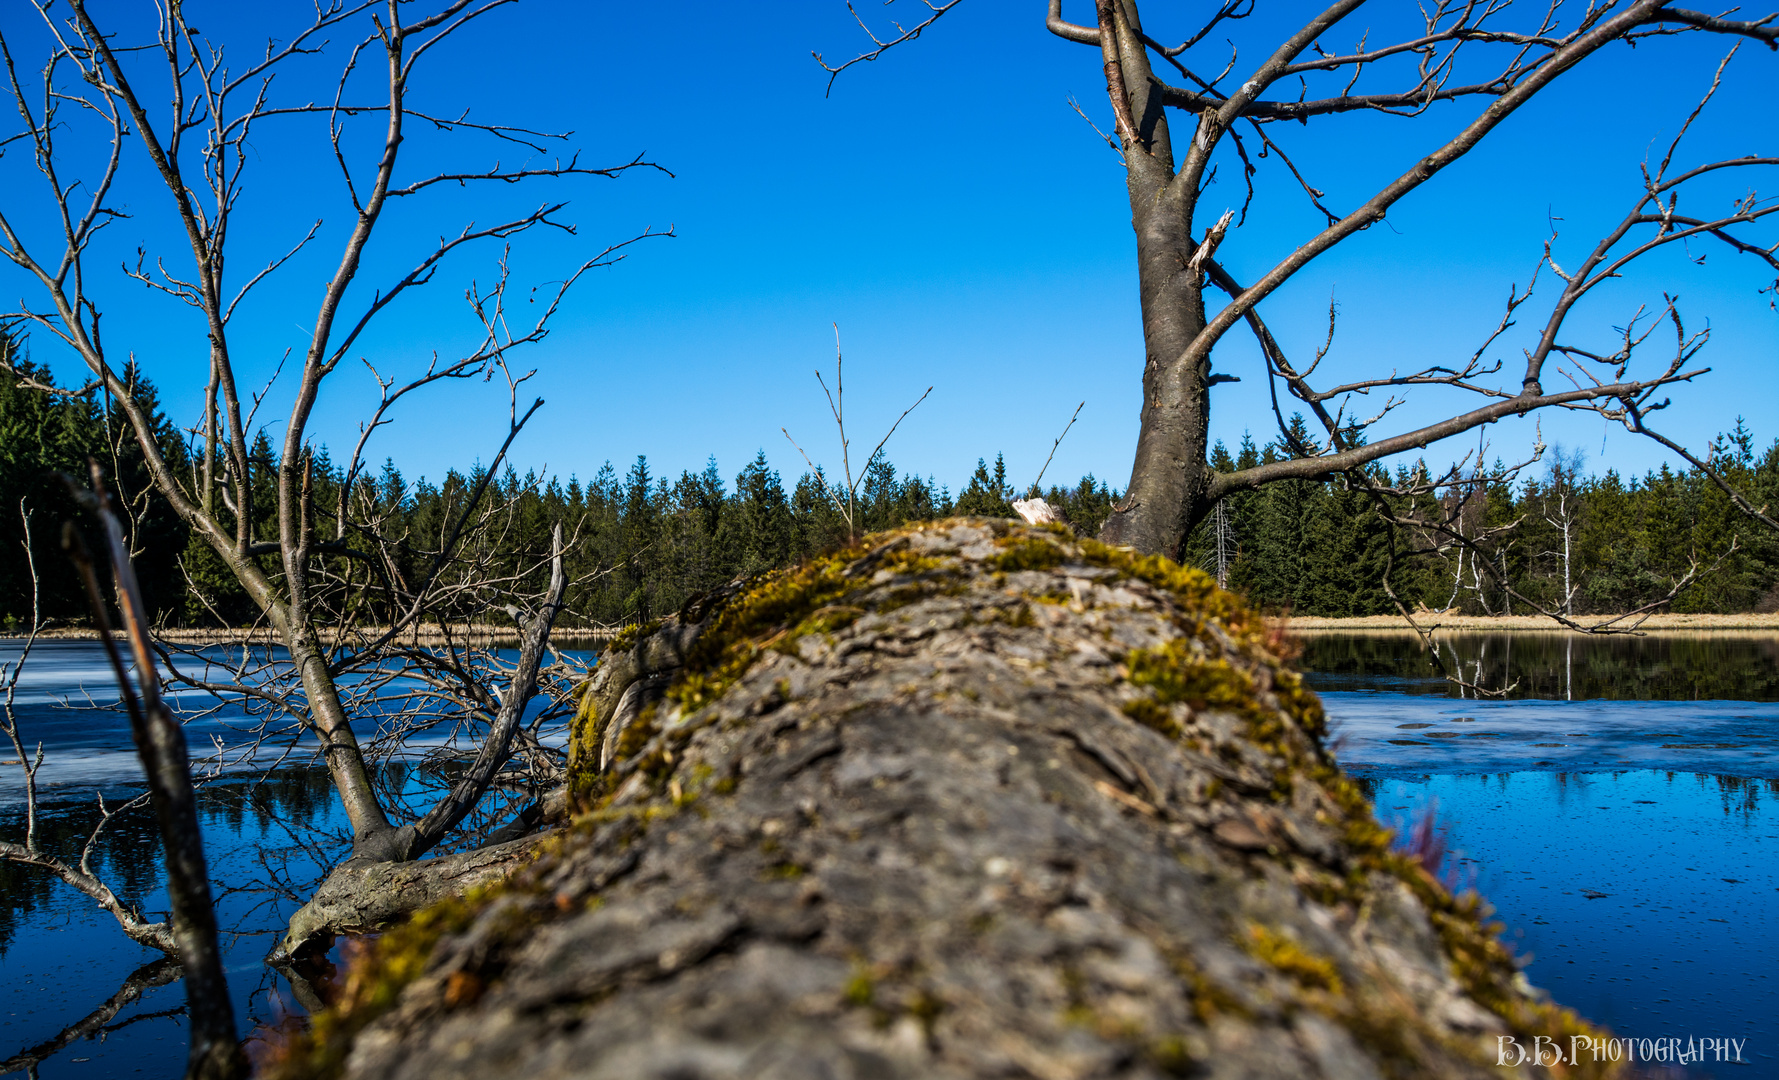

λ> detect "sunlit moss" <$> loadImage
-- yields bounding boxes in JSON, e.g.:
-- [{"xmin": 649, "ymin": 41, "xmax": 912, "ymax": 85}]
[
  {"xmin": 285, "ymin": 519, "xmax": 1619, "ymax": 1078},
  {"xmin": 566, "ymin": 676, "xmax": 603, "ymax": 777},
  {"xmin": 265, "ymin": 888, "xmax": 491, "ymax": 1080},
  {"xmin": 661, "ymin": 547, "xmax": 861, "ymax": 716},
  {"xmin": 989, "ymin": 534, "xmax": 1066, "ymax": 573},
  {"xmin": 787, "ymin": 603, "xmax": 865, "ymax": 641},
  {"xmin": 604, "ymin": 618, "xmax": 661, "ymax": 656},
  {"xmin": 1247, "ymin": 922, "xmax": 1342, "ymax": 994},
  {"xmin": 843, "ymin": 965, "xmax": 876, "ymax": 1008},
  {"xmin": 1146, "ymin": 1034, "xmax": 1199, "ymax": 1077},
  {"xmin": 1121, "ymin": 696, "xmax": 1180, "ymax": 737}
]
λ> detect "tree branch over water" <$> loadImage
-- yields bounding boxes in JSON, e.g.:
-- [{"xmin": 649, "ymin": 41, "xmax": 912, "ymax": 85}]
[
  {"xmin": 63, "ymin": 464, "xmax": 246, "ymax": 1080},
  {"xmin": 0, "ymin": 0, "xmax": 655, "ymax": 917}
]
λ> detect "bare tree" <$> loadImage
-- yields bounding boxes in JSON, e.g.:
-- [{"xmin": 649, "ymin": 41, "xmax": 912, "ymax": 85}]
[
  {"xmin": 1353, "ymin": 442, "xmax": 1738, "ymax": 651},
  {"xmin": 1538, "ymin": 445, "xmax": 1587, "ymax": 616},
  {"xmin": 0, "ymin": 0, "xmax": 656, "ymax": 874},
  {"xmin": 1, "ymin": 499, "xmax": 178, "ymax": 955},
  {"xmin": 61, "ymin": 466, "xmax": 246, "ymax": 1080},
  {"xmin": 821, "ymin": 0, "xmax": 1778, "ymax": 559},
  {"xmin": 781, "ymin": 325, "xmax": 932, "ymax": 542}
]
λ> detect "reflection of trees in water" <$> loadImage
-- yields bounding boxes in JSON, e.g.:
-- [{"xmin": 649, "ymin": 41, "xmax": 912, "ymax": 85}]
[
  {"xmin": 1697, "ymin": 773, "xmax": 1779, "ymax": 818},
  {"xmin": 0, "ymin": 795, "xmax": 158, "ymax": 956},
  {"xmin": 0, "ymin": 757, "xmax": 544, "ymax": 955},
  {"xmin": 0, "ymin": 767, "xmax": 340, "ymax": 955},
  {"xmin": 0, "ymin": 957, "xmax": 183, "ymax": 1076},
  {"xmin": 1301, "ymin": 633, "xmax": 1779, "ymax": 701}
]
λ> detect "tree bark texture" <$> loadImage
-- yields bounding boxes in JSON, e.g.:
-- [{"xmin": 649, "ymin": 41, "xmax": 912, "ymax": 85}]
[
  {"xmin": 274, "ymin": 520, "xmax": 1603, "ymax": 1080},
  {"xmin": 273, "ymin": 833, "xmax": 552, "ymax": 968},
  {"xmin": 72, "ymin": 480, "xmax": 247, "ymax": 1080},
  {"xmin": 1094, "ymin": 1, "xmax": 1217, "ymax": 560}
]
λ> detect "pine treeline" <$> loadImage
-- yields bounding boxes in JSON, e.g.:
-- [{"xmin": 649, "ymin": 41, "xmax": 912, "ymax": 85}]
[
  {"xmin": 1185, "ymin": 419, "xmax": 1779, "ymax": 618},
  {"xmin": 4, "ymin": 336, "xmax": 1776, "ymax": 629},
  {"xmin": 0, "ymin": 349, "xmax": 1121, "ymax": 630},
  {"xmin": 0, "ymin": 343, "xmax": 189, "ymax": 626}
]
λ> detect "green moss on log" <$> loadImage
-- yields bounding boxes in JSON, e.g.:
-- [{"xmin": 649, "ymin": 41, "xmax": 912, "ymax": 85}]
[{"xmin": 276, "ymin": 519, "xmax": 1619, "ymax": 1079}]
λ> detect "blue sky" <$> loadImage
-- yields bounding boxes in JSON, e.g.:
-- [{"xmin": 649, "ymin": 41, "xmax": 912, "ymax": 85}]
[{"xmin": 5, "ymin": 0, "xmax": 1774, "ymax": 496}]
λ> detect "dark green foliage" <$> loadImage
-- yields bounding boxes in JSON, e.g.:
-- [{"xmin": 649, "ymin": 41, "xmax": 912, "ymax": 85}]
[
  {"xmin": 7, "ymin": 343, "xmax": 1778, "ymax": 629},
  {"xmin": 1038, "ymin": 474, "xmax": 1117, "ymax": 539},
  {"xmin": 0, "ymin": 336, "xmax": 190, "ymax": 628},
  {"xmin": 954, "ymin": 453, "xmax": 1015, "ymax": 518},
  {"xmin": 1184, "ymin": 416, "xmax": 1779, "ymax": 617}
]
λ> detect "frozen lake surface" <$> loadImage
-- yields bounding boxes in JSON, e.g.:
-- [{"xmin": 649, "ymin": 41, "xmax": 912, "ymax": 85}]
[{"xmin": 2, "ymin": 634, "xmax": 1776, "ymax": 1077}]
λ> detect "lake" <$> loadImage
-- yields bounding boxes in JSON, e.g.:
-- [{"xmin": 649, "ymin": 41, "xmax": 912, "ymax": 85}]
[
  {"xmin": 1303, "ymin": 631, "xmax": 1779, "ymax": 1076},
  {"xmin": 2, "ymin": 633, "xmax": 1776, "ymax": 1077}
]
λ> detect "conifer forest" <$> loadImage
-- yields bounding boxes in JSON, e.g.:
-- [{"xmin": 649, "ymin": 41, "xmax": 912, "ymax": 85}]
[{"xmin": 6, "ymin": 338, "xmax": 1775, "ymax": 631}]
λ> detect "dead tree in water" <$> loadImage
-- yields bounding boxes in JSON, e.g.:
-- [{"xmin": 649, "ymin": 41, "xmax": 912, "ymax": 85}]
[
  {"xmin": 61, "ymin": 467, "xmax": 248, "ymax": 1080},
  {"xmin": 0, "ymin": 1, "xmax": 655, "ymax": 873},
  {"xmin": 0, "ymin": 498, "xmax": 178, "ymax": 954}
]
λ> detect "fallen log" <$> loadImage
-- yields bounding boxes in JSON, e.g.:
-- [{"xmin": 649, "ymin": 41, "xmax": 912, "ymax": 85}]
[
  {"xmin": 270, "ymin": 519, "xmax": 1606, "ymax": 1080},
  {"xmin": 273, "ymin": 832, "xmax": 552, "ymax": 969}
]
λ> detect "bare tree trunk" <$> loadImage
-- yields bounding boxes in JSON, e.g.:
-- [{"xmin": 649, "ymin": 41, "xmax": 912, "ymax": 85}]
[
  {"xmin": 66, "ymin": 470, "xmax": 246, "ymax": 1080},
  {"xmin": 1089, "ymin": 1, "xmax": 1218, "ymax": 560},
  {"xmin": 1098, "ymin": 203, "xmax": 1215, "ymax": 558},
  {"xmin": 1562, "ymin": 506, "xmax": 1573, "ymax": 616},
  {"xmin": 1212, "ymin": 504, "xmax": 1223, "ymax": 586},
  {"xmin": 288, "ymin": 631, "xmax": 396, "ymax": 851}
]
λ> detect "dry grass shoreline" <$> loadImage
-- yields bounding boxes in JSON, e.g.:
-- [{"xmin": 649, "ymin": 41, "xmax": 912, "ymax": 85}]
[
  {"xmin": 14, "ymin": 612, "xmax": 1779, "ymax": 643},
  {"xmin": 1288, "ymin": 611, "xmax": 1779, "ymax": 632}
]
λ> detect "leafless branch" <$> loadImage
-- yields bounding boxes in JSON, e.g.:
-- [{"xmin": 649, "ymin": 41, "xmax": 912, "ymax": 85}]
[
  {"xmin": 812, "ymin": 0, "xmax": 966, "ymax": 95},
  {"xmin": 1030, "ymin": 401, "xmax": 1086, "ymax": 496},
  {"xmin": 783, "ymin": 325, "xmax": 932, "ymax": 541}
]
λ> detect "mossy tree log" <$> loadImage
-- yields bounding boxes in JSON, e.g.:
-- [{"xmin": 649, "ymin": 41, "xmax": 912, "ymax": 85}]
[{"xmin": 274, "ymin": 520, "xmax": 1607, "ymax": 1080}]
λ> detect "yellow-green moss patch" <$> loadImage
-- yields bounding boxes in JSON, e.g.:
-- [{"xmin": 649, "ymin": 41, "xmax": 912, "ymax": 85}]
[
  {"xmin": 264, "ymin": 888, "xmax": 491, "ymax": 1080},
  {"xmin": 1247, "ymin": 923, "xmax": 1342, "ymax": 994}
]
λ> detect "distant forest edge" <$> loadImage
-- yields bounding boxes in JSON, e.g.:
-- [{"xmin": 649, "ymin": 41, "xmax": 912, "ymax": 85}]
[{"xmin": 4, "ymin": 355, "xmax": 1778, "ymax": 631}]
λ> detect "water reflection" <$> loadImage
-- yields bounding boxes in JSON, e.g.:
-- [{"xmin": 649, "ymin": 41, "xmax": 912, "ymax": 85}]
[
  {"xmin": 1300, "ymin": 631, "xmax": 1779, "ymax": 701},
  {"xmin": 0, "ymin": 766, "xmax": 349, "ymax": 1079},
  {"xmin": 0, "ymin": 958, "xmax": 182, "ymax": 1077},
  {"xmin": 0, "ymin": 769, "xmax": 342, "ymax": 959},
  {"xmin": 1366, "ymin": 771, "xmax": 1778, "ymax": 1052}
]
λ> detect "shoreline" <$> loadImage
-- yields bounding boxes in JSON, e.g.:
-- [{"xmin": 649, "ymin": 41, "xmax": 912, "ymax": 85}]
[
  {"xmin": 13, "ymin": 612, "xmax": 1779, "ymax": 641},
  {"xmin": 1287, "ymin": 611, "xmax": 1779, "ymax": 632}
]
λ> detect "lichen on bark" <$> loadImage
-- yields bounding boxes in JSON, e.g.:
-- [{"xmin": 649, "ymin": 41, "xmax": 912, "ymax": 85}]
[{"xmin": 270, "ymin": 519, "xmax": 1612, "ymax": 1080}]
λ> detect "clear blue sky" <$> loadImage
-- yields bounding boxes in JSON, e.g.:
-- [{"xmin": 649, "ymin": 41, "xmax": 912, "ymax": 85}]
[{"xmin": 6, "ymin": 1, "xmax": 1775, "ymax": 496}]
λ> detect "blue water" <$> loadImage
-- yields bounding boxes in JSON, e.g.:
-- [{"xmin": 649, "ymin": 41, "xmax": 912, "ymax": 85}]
[
  {"xmin": 0, "ymin": 638, "xmax": 586, "ymax": 1079},
  {"xmin": 1309, "ymin": 633, "xmax": 1779, "ymax": 1078},
  {"xmin": 1321, "ymin": 691, "xmax": 1779, "ymax": 778},
  {"xmin": 0, "ymin": 640, "xmax": 579, "ymax": 802},
  {"xmin": 1, "ymin": 773, "xmax": 345, "ymax": 1078},
  {"xmin": 1367, "ymin": 771, "xmax": 1777, "ymax": 1075},
  {"xmin": 2, "ymin": 636, "xmax": 1777, "ymax": 1077}
]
